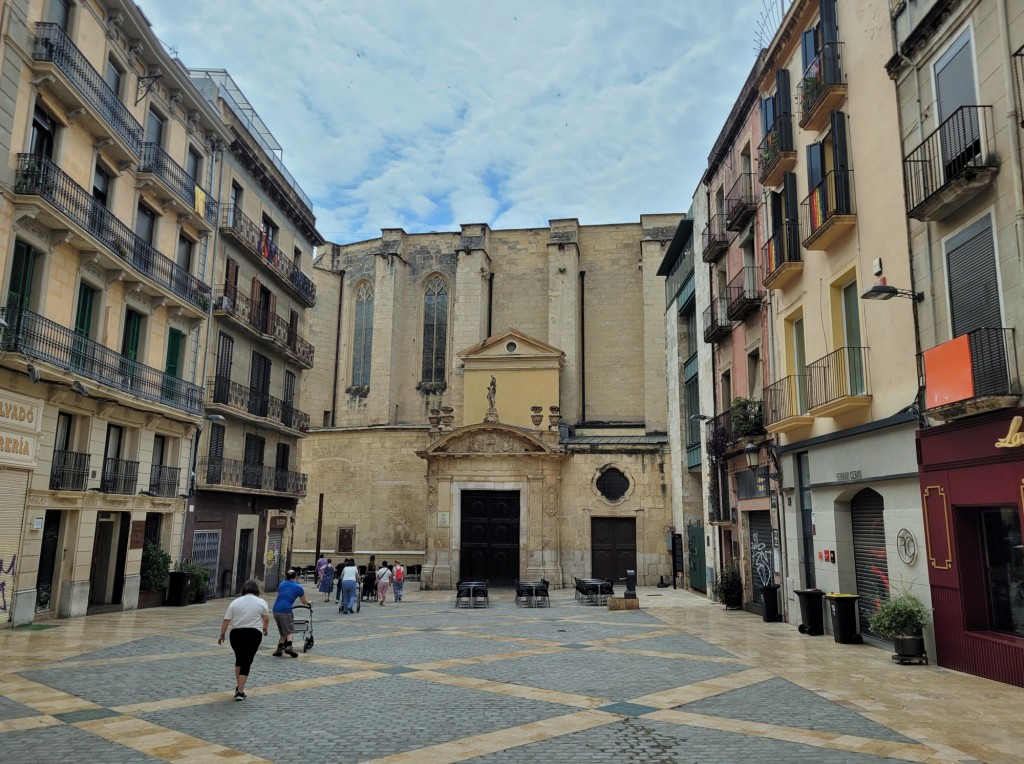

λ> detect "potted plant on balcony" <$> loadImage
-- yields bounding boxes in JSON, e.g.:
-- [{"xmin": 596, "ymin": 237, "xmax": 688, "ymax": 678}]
[
  {"xmin": 868, "ymin": 589, "xmax": 930, "ymax": 665},
  {"xmin": 712, "ymin": 561, "xmax": 744, "ymax": 610},
  {"xmin": 139, "ymin": 542, "xmax": 171, "ymax": 608},
  {"xmin": 730, "ymin": 397, "xmax": 765, "ymax": 439}
]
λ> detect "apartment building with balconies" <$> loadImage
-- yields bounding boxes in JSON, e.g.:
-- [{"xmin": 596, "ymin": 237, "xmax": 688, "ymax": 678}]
[
  {"xmin": 887, "ymin": 0, "xmax": 1024, "ymax": 687},
  {"xmin": 184, "ymin": 68, "xmax": 323, "ymax": 596},
  {"xmin": 0, "ymin": 0, "xmax": 229, "ymax": 624},
  {"xmin": 757, "ymin": 0, "xmax": 930, "ymax": 648}
]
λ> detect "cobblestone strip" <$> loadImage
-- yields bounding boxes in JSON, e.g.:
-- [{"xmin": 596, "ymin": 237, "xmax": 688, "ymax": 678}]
[
  {"xmin": 588, "ymin": 645, "xmax": 747, "ymax": 664},
  {"xmin": 645, "ymin": 709, "xmax": 967, "ymax": 763},
  {"xmin": 629, "ymin": 667, "xmax": 776, "ymax": 709},
  {"xmin": 111, "ymin": 670, "xmax": 382, "ymax": 715},
  {"xmin": 75, "ymin": 716, "xmax": 273, "ymax": 763},
  {"xmin": 361, "ymin": 709, "xmax": 621, "ymax": 764},
  {"xmin": 0, "ymin": 674, "xmax": 103, "ymax": 715},
  {"xmin": 421, "ymin": 628, "xmax": 568, "ymax": 648},
  {"xmin": 409, "ymin": 645, "xmax": 565, "ymax": 671},
  {"xmin": 0, "ymin": 714, "xmax": 63, "ymax": 733},
  {"xmin": 403, "ymin": 669, "xmax": 605, "ymax": 709}
]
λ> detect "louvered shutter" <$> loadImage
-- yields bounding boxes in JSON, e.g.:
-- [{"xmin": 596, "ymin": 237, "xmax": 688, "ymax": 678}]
[
  {"xmin": 0, "ymin": 469, "xmax": 30, "ymax": 623},
  {"xmin": 776, "ymin": 69, "xmax": 793, "ymax": 152},
  {"xmin": 267, "ymin": 291, "xmax": 276, "ymax": 325},
  {"xmin": 251, "ymin": 277, "xmax": 261, "ymax": 331},
  {"xmin": 851, "ymin": 490, "xmax": 889, "ymax": 640},
  {"xmin": 830, "ymin": 111, "xmax": 851, "ymax": 213},
  {"xmin": 947, "ymin": 215, "xmax": 1000, "ymax": 337},
  {"xmin": 225, "ymin": 258, "xmax": 238, "ymax": 302},
  {"xmin": 216, "ymin": 333, "xmax": 234, "ymax": 379},
  {"xmin": 782, "ymin": 172, "xmax": 799, "ymax": 262},
  {"xmin": 6, "ymin": 240, "xmax": 35, "ymax": 315},
  {"xmin": 819, "ymin": 0, "xmax": 839, "ymax": 82}
]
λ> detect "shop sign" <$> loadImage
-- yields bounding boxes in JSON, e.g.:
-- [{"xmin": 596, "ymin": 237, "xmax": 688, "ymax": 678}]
[
  {"xmin": 130, "ymin": 521, "xmax": 146, "ymax": 550},
  {"xmin": 0, "ymin": 391, "xmax": 42, "ymax": 468},
  {"xmin": 269, "ymin": 516, "xmax": 288, "ymax": 530},
  {"xmin": 994, "ymin": 416, "xmax": 1024, "ymax": 448}
]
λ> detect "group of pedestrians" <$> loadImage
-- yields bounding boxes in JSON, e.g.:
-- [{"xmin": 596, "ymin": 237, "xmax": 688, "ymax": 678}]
[{"xmin": 219, "ymin": 554, "xmax": 408, "ymax": 700}]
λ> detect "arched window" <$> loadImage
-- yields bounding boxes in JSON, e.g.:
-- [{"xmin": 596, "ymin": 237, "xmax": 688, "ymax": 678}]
[
  {"xmin": 351, "ymin": 282, "xmax": 373, "ymax": 387},
  {"xmin": 421, "ymin": 275, "xmax": 448, "ymax": 384}
]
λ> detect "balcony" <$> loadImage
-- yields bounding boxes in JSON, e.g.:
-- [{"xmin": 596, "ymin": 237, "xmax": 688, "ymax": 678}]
[
  {"xmin": 758, "ymin": 115, "xmax": 797, "ymax": 187},
  {"xmin": 800, "ymin": 170, "xmax": 856, "ymax": 250},
  {"xmin": 213, "ymin": 288, "xmax": 314, "ymax": 369},
  {"xmin": 726, "ymin": 266, "xmax": 763, "ymax": 321},
  {"xmin": 0, "ymin": 308, "xmax": 203, "ymax": 416},
  {"xmin": 221, "ymin": 206, "xmax": 316, "ymax": 307},
  {"xmin": 197, "ymin": 456, "xmax": 307, "ymax": 497},
  {"xmin": 762, "ymin": 221, "xmax": 802, "ymax": 290},
  {"xmin": 904, "ymin": 105, "xmax": 998, "ymax": 221},
  {"xmin": 807, "ymin": 346, "xmax": 872, "ymax": 417},
  {"xmin": 138, "ymin": 143, "xmax": 218, "ymax": 232},
  {"xmin": 701, "ymin": 215, "xmax": 730, "ymax": 263},
  {"xmin": 15, "ymin": 154, "xmax": 211, "ymax": 315},
  {"xmin": 921, "ymin": 328, "xmax": 1020, "ymax": 422},
  {"xmin": 31, "ymin": 23, "xmax": 143, "ymax": 163},
  {"xmin": 101, "ymin": 457, "xmax": 139, "ymax": 495},
  {"xmin": 764, "ymin": 375, "xmax": 814, "ymax": 434},
  {"xmin": 724, "ymin": 173, "xmax": 757, "ymax": 232},
  {"xmin": 798, "ymin": 43, "xmax": 847, "ymax": 132},
  {"xmin": 50, "ymin": 450, "xmax": 89, "ymax": 491},
  {"xmin": 148, "ymin": 465, "xmax": 181, "ymax": 498},
  {"xmin": 703, "ymin": 298, "xmax": 732, "ymax": 344},
  {"xmin": 206, "ymin": 376, "xmax": 310, "ymax": 436}
]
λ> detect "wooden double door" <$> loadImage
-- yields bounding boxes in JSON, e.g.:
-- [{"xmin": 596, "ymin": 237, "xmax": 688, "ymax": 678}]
[
  {"xmin": 591, "ymin": 517, "xmax": 637, "ymax": 583},
  {"xmin": 460, "ymin": 491, "xmax": 520, "ymax": 586}
]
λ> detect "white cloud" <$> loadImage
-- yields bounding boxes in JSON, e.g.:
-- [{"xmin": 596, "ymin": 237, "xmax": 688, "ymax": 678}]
[{"xmin": 145, "ymin": 1, "xmax": 766, "ymax": 242}]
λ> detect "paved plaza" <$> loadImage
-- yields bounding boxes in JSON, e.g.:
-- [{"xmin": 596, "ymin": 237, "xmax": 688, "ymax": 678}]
[{"xmin": 1, "ymin": 585, "xmax": 1022, "ymax": 763}]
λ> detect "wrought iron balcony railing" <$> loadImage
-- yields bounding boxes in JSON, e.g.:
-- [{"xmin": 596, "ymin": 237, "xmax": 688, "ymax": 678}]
[
  {"xmin": 921, "ymin": 328, "xmax": 1020, "ymax": 418},
  {"xmin": 50, "ymin": 449, "xmax": 89, "ymax": 491},
  {"xmin": 726, "ymin": 266, "xmax": 763, "ymax": 321},
  {"xmin": 702, "ymin": 298, "xmax": 732, "ymax": 343},
  {"xmin": 701, "ymin": 214, "xmax": 730, "ymax": 263},
  {"xmin": 806, "ymin": 346, "xmax": 870, "ymax": 411},
  {"xmin": 213, "ymin": 287, "xmax": 314, "ymax": 367},
  {"xmin": 148, "ymin": 464, "xmax": 181, "ymax": 497},
  {"xmin": 903, "ymin": 105, "xmax": 997, "ymax": 219},
  {"xmin": 724, "ymin": 173, "xmax": 757, "ymax": 231},
  {"xmin": 758, "ymin": 114, "xmax": 795, "ymax": 185},
  {"xmin": 32, "ymin": 23, "xmax": 143, "ymax": 157},
  {"xmin": 15, "ymin": 154, "xmax": 211, "ymax": 311},
  {"xmin": 764, "ymin": 374, "xmax": 810, "ymax": 427},
  {"xmin": 762, "ymin": 220, "xmax": 801, "ymax": 287},
  {"xmin": 798, "ymin": 42, "xmax": 845, "ymax": 128},
  {"xmin": 139, "ymin": 143, "xmax": 218, "ymax": 225},
  {"xmin": 221, "ymin": 206, "xmax": 316, "ymax": 306},
  {"xmin": 0, "ymin": 307, "xmax": 204, "ymax": 415},
  {"xmin": 207, "ymin": 376, "xmax": 310, "ymax": 433},
  {"xmin": 799, "ymin": 169, "xmax": 855, "ymax": 247},
  {"xmin": 101, "ymin": 457, "xmax": 139, "ymax": 495},
  {"xmin": 198, "ymin": 456, "xmax": 307, "ymax": 496}
]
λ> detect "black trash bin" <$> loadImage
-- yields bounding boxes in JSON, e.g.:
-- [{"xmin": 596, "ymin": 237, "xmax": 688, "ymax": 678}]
[
  {"xmin": 795, "ymin": 588, "xmax": 825, "ymax": 635},
  {"xmin": 167, "ymin": 571, "xmax": 192, "ymax": 607},
  {"xmin": 761, "ymin": 584, "xmax": 782, "ymax": 622},
  {"xmin": 825, "ymin": 593, "xmax": 862, "ymax": 644}
]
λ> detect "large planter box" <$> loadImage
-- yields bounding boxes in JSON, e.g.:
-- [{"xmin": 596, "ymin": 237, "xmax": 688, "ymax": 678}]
[{"xmin": 137, "ymin": 589, "xmax": 167, "ymax": 609}]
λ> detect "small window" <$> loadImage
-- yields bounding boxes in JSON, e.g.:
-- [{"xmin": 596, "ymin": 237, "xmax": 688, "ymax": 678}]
[
  {"xmin": 135, "ymin": 202, "xmax": 156, "ymax": 245},
  {"xmin": 336, "ymin": 527, "xmax": 355, "ymax": 554},
  {"xmin": 505, "ymin": 341, "xmax": 517, "ymax": 353},
  {"xmin": 145, "ymin": 109, "xmax": 165, "ymax": 146},
  {"xmin": 185, "ymin": 148, "xmax": 201, "ymax": 181},
  {"xmin": 30, "ymin": 107, "xmax": 57, "ymax": 159},
  {"xmin": 93, "ymin": 163, "xmax": 111, "ymax": 207},
  {"xmin": 597, "ymin": 467, "xmax": 629, "ymax": 502},
  {"xmin": 104, "ymin": 58, "xmax": 122, "ymax": 99}
]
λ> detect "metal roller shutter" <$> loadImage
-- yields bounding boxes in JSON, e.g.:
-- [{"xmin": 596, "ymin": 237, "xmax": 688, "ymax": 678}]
[
  {"xmin": 748, "ymin": 511, "xmax": 774, "ymax": 607},
  {"xmin": 265, "ymin": 529, "xmax": 283, "ymax": 591},
  {"xmin": 0, "ymin": 469, "xmax": 31, "ymax": 622},
  {"xmin": 851, "ymin": 490, "xmax": 889, "ymax": 640}
]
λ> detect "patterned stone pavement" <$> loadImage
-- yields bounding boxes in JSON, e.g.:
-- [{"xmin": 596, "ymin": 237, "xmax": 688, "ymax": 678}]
[{"xmin": 1, "ymin": 585, "xmax": 1022, "ymax": 763}]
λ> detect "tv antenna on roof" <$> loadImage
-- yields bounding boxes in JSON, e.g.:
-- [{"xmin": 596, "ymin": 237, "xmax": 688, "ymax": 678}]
[{"xmin": 754, "ymin": 0, "xmax": 791, "ymax": 50}]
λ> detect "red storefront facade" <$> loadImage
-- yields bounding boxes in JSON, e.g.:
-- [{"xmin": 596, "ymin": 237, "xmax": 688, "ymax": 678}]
[{"xmin": 917, "ymin": 407, "xmax": 1024, "ymax": 687}]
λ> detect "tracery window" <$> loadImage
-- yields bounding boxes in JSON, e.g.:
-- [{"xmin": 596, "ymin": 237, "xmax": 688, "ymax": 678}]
[
  {"xmin": 421, "ymin": 275, "xmax": 449, "ymax": 384},
  {"xmin": 351, "ymin": 282, "xmax": 374, "ymax": 388}
]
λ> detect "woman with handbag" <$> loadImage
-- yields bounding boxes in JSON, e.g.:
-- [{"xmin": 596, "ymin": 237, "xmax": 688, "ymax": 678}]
[{"xmin": 376, "ymin": 561, "xmax": 393, "ymax": 605}]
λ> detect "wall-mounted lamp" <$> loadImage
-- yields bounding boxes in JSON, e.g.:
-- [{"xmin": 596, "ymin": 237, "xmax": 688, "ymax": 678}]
[
  {"xmin": 743, "ymin": 441, "xmax": 782, "ymax": 481},
  {"xmin": 71, "ymin": 380, "xmax": 90, "ymax": 397},
  {"xmin": 27, "ymin": 364, "xmax": 41, "ymax": 383},
  {"xmin": 860, "ymin": 278, "xmax": 923, "ymax": 302},
  {"xmin": 689, "ymin": 414, "xmax": 710, "ymax": 421}
]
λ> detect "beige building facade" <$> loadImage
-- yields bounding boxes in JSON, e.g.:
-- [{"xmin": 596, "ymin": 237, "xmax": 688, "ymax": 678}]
[{"xmin": 299, "ymin": 217, "xmax": 682, "ymax": 588}]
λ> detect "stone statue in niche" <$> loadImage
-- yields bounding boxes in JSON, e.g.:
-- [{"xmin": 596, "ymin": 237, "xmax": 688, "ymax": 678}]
[{"xmin": 484, "ymin": 375, "xmax": 500, "ymax": 423}]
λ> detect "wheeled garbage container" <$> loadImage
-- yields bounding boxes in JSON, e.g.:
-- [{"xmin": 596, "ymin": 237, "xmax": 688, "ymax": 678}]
[
  {"xmin": 761, "ymin": 584, "xmax": 782, "ymax": 622},
  {"xmin": 795, "ymin": 588, "xmax": 825, "ymax": 635},
  {"xmin": 825, "ymin": 593, "xmax": 862, "ymax": 644},
  {"xmin": 167, "ymin": 571, "xmax": 192, "ymax": 607}
]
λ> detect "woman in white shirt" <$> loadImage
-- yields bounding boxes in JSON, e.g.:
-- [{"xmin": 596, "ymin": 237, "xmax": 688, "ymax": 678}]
[
  {"xmin": 376, "ymin": 560, "xmax": 393, "ymax": 605},
  {"xmin": 218, "ymin": 579, "xmax": 270, "ymax": 700}
]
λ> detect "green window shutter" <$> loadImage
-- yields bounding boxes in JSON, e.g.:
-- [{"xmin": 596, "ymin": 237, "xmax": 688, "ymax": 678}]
[
  {"xmin": 121, "ymin": 310, "xmax": 141, "ymax": 358},
  {"xmin": 75, "ymin": 286, "xmax": 95, "ymax": 337},
  {"xmin": 7, "ymin": 240, "xmax": 37, "ymax": 314},
  {"xmin": 165, "ymin": 329, "xmax": 183, "ymax": 378}
]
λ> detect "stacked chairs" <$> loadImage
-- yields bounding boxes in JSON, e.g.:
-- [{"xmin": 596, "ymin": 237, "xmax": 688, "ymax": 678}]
[
  {"xmin": 514, "ymin": 579, "xmax": 551, "ymax": 608},
  {"xmin": 455, "ymin": 580, "xmax": 489, "ymax": 608},
  {"xmin": 574, "ymin": 577, "xmax": 614, "ymax": 605}
]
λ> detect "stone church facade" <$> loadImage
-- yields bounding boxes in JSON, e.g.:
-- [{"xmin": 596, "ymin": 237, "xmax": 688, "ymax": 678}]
[{"xmin": 297, "ymin": 215, "xmax": 682, "ymax": 588}]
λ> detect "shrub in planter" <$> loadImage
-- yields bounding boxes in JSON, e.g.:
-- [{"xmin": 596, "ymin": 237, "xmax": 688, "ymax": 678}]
[
  {"xmin": 181, "ymin": 562, "xmax": 211, "ymax": 603},
  {"xmin": 140, "ymin": 543, "xmax": 171, "ymax": 592},
  {"xmin": 730, "ymin": 397, "xmax": 764, "ymax": 438},
  {"xmin": 868, "ymin": 589, "xmax": 930, "ymax": 662},
  {"xmin": 712, "ymin": 561, "xmax": 744, "ymax": 609}
]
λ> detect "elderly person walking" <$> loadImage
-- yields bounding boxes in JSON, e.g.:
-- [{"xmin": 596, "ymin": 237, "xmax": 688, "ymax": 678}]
[
  {"xmin": 318, "ymin": 558, "xmax": 335, "ymax": 603},
  {"xmin": 376, "ymin": 560, "xmax": 393, "ymax": 605},
  {"xmin": 218, "ymin": 579, "xmax": 269, "ymax": 701}
]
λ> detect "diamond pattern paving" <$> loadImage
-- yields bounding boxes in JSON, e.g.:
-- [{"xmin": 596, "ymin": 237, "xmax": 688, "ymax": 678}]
[{"xmin": 0, "ymin": 725, "xmax": 164, "ymax": 762}]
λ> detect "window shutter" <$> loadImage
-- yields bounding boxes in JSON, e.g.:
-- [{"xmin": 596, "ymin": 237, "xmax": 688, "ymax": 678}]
[
  {"xmin": 776, "ymin": 69, "xmax": 793, "ymax": 151},
  {"xmin": 830, "ymin": 110, "xmax": 851, "ymax": 212},
  {"xmin": 225, "ymin": 257, "xmax": 238, "ymax": 299},
  {"xmin": 251, "ymin": 276, "xmax": 261, "ymax": 329},
  {"xmin": 75, "ymin": 286, "xmax": 95, "ymax": 338},
  {"xmin": 947, "ymin": 215, "xmax": 1000, "ymax": 337},
  {"xmin": 935, "ymin": 30, "xmax": 976, "ymax": 123},
  {"xmin": 6, "ymin": 240, "xmax": 36, "ymax": 314},
  {"xmin": 208, "ymin": 423, "xmax": 224, "ymax": 459},
  {"xmin": 806, "ymin": 142, "xmax": 825, "ymax": 189},
  {"xmin": 216, "ymin": 332, "xmax": 234, "ymax": 379},
  {"xmin": 121, "ymin": 310, "xmax": 141, "ymax": 359},
  {"xmin": 782, "ymin": 172, "xmax": 799, "ymax": 262},
  {"xmin": 819, "ymin": 0, "xmax": 839, "ymax": 82},
  {"xmin": 166, "ymin": 329, "xmax": 183, "ymax": 377},
  {"xmin": 267, "ymin": 290, "xmax": 276, "ymax": 322}
]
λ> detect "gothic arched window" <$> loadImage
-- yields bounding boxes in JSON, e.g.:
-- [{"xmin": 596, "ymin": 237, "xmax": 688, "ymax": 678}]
[
  {"xmin": 351, "ymin": 282, "xmax": 373, "ymax": 388},
  {"xmin": 421, "ymin": 275, "xmax": 448, "ymax": 384}
]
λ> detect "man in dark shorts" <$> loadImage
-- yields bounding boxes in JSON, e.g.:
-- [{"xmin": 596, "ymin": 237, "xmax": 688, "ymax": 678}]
[{"xmin": 272, "ymin": 569, "xmax": 310, "ymax": 657}]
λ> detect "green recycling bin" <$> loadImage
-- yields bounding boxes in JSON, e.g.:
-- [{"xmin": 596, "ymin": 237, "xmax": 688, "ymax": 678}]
[{"xmin": 825, "ymin": 593, "xmax": 862, "ymax": 644}]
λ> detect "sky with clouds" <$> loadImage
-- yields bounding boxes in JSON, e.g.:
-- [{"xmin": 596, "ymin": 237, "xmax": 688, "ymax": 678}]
[{"xmin": 143, "ymin": 1, "xmax": 778, "ymax": 244}]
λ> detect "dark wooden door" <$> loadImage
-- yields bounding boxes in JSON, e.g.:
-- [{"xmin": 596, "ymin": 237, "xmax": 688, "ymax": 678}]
[
  {"xmin": 460, "ymin": 491, "xmax": 519, "ymax": 586},
  {"xmin": 35, "ymin": 511, "xmax": 61, "ymax": 610},
  {"xmin": 591, "ymin": 517, "xmax": 636, "ymax": 582},
  {"xmin": 236, "ymin": 529, "xmax": 252, "ymax": 595}
]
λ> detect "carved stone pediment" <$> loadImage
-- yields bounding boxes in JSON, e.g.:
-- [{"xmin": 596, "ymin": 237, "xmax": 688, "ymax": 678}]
[{"xmin": 421, "ymin": 423, "xmax": 554, "ymax": 458}]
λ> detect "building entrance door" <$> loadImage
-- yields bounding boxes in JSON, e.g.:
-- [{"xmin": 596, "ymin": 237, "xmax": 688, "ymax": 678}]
[
  {"xmin": 852, "ymin": 488, "xmax": 889, "ymax": 642},
  {"xmin": 460, "ymin": 491, "xmax": 519, "ymax": 586},
  {"xmin": 35, "ymin": 510, "xmax": 62, "ymax": 611},
  {"xmin": 687, "ymin": 521, "xmax": 706, "ymax": 592},
  {"xmin": 748, "ymin": 510, "xmax": 774, "ymax": 611},
  {"xmin": 89, "ymin": 512, "xmax": 128, "ymax": 606},
  {"xmin": 236, "ymin": 528, "xmax": 253, "ymax": 595},
  {"xmin": 591, "ymin": 517, "xmax": 637, "ymax": 583}
]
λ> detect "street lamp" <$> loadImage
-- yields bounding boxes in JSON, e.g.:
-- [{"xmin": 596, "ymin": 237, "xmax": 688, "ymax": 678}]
[
  {"xmin": 743, "ymin": 441, "xmax": 781, "ymax": 480},
  {"xmin": 860, "ymin": 282, "xmax": 924, "ymax": 302}
]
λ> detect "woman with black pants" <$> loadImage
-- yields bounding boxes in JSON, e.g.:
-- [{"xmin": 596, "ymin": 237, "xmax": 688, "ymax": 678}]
[{"xmin": 218, "ymin": 579, "xmax": 270, "ymax": 700}]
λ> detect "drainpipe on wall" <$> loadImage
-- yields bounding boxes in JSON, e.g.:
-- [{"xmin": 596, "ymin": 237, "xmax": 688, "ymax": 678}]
[{"xmin": 330, "ymin": 267, "xmax": 345, "ymax": 426}]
